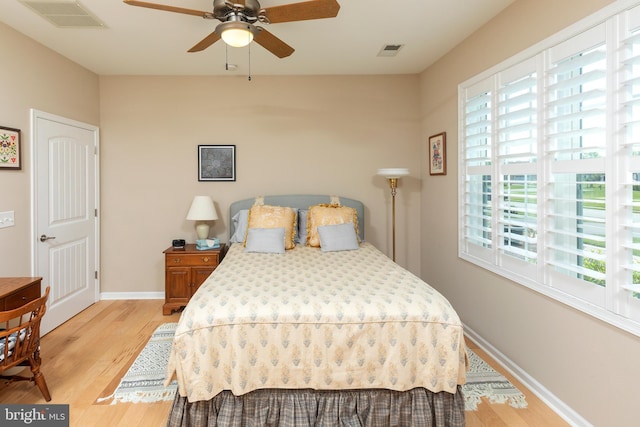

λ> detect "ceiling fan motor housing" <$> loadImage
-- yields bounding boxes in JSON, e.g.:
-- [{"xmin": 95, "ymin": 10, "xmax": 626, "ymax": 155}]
[{"xmin": 214, "ymin": 0, "xmax": 264, "ymax": 23}]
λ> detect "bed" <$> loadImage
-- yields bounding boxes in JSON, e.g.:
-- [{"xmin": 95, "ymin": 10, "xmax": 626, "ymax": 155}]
[{"xmin": 166, "ymin": 195, "xmax": 467, "ymax": 427}]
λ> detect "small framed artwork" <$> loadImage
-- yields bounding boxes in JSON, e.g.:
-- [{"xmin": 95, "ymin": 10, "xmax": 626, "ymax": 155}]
[
  {"xmin": 429, "ymin": 132, "xmax": 446, "ymax": 175},
  {"xmin": 198, "ymin": 145, "xmax": 236, "ymax": 181},
  {"xmin": 0, "ymin": 126, "xmax": 21, "ymax": 170}
]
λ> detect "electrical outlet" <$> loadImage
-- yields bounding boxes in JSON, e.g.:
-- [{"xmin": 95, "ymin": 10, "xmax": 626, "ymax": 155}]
[{"xmin": 0, "ymin": 211, "xmax": 15, "ymax": 229}]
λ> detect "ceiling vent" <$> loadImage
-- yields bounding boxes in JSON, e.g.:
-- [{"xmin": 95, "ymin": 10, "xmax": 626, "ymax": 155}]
[
  {"xmin": 378, "ymin": 44, "xmax": 404, "ymax": 57},
  {"xmin": 19, "ymin": 0, "xmax": 106, "ymax": 28}
]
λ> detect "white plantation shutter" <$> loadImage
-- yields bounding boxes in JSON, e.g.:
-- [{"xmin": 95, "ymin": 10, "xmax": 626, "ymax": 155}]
[
  {"xmin": 619, "ymin": 6, "xmax": 640, "ymax": 323},
  {"xmin": 458, "ymin": 1, "xmax": 640, "ymax": 336},
  {"xmin": 496, "ymin": 58, "xmax": 539, "ymax": 277},
  {"xmin": 464, "ymin": 85, "xmax": 493, "ymax": 168},
  {"xmin": 545, "ymin": 24, "xmax": 608, "ymax": 304},
  {"xmin": 460, "ymin": 78, "xmax": 493, "ymax": 262}
]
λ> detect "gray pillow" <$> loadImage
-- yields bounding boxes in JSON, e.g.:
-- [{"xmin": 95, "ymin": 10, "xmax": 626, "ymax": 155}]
[
  {"xmin": 317, "ymin": 222, "xmax": 359, "ymax": 252},
  {"xmin": 229, "ymin": 209, "xmax": 249, "ymax": 243},
  {"xmin": 245, "ymin": 227, "xmax": 286, "ymax": 253},
  {"xmin": 296, "ymin": 209, "xmax": 308, "ymax": 244}
]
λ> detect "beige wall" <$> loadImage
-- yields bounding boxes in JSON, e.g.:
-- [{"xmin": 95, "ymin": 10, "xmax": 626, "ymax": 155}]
[
  {"xmin": 419, "ymin": 0, "xmax": 639, "ymax": 425},
  {"xmin": 98, "ymin": 74, "xmax": 422, "ymax": 293},
  {"xmin": 0, "ymin": 22, "xmax": 99, "ymax": 276},
  {"xmin": 3, "ymin": 0, "xmax": 640, "ymax": 423}
]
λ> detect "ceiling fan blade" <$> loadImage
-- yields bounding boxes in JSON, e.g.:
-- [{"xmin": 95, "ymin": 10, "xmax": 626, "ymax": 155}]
[
  {"xmin": 188, "ymin": 31, "xmax": 222, "ymax": 52},
  {"xmin": 254, "ymin": 28, "xmax": 294, "ymax": 58},
  {"xmin": 264, "ymin": 0, "xmax": 340, "ymax": 24},
  {"xmin": 123, "ymin": 0, "xmax": 211, "ymax": 18}
]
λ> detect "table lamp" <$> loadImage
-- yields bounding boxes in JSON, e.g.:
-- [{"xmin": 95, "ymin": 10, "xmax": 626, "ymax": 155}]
[{"xmin": 186, "ymin": 196, "xmax": 218, "ymax": 240}]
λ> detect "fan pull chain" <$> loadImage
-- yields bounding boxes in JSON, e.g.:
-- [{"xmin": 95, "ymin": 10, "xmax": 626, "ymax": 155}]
[
  {"xmin": 248, "ymin": 42, "xmax": 252, "ymax": 81},
  {"xmin": 225, "ymin": 44, "xmax": 229, "ymax": 71}
]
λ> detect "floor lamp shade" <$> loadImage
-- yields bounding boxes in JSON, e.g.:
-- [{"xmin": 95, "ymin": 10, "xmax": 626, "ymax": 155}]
[
  {"xmin": 377, "ymin": 168, "xmax": 410, "ymax": 262},
  {"xmin": 377, "ymin": 168, "xmax": 410, "ymax": 179},
  {"xmin": 186, "ymin": 196, "xmax": 218, "ymax": 240}
]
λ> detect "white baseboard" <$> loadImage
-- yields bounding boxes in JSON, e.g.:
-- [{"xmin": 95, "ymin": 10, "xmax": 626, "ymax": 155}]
[
  {"xmin": 100, "ymin": 292, "xmax": 164, "ymax": 300},
  {"xmin": 463, "ymin": 324, "xmax": 592, "ymax": 427}
]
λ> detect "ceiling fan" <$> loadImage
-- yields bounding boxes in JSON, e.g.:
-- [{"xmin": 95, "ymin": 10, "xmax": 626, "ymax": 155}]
[{"xmin": 123, "ymin": 0, "xmax": 340, "ymax": 58}]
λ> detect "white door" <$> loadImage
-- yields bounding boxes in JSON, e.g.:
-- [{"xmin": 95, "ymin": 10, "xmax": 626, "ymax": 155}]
[{"xmin": 32, "ymin": 110, "xmax": 99, "ymax": 335}]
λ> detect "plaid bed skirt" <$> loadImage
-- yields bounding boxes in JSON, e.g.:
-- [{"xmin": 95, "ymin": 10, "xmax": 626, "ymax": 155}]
[{"xmin": 166, "ymin": 387, "xmax": 466, "ymax": 427}]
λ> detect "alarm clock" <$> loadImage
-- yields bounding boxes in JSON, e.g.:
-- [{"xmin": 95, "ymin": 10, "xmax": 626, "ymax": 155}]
[{"xmin": 172, "ymin": 239, "xmax": 185, "ymax": 249}]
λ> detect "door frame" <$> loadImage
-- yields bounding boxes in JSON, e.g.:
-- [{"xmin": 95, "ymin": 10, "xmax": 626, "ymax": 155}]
[{"xmin": 29, "ymin": 109, "xmax": 101, "ymax": 312}]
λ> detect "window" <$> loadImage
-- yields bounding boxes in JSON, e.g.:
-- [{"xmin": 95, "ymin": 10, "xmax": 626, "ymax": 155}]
[{"xmin": 458, "ymin": 1, "xmax": 640, "ymax": 337}]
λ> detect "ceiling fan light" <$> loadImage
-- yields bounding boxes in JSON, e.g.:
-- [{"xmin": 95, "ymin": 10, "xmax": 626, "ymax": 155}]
[
  {"xmin": 218, "ymin": 22, "xmax": 256, "ymax": 48},
  {"xmin": 222, "ymin": 28, "xmax": 253, "ymax": 47}
]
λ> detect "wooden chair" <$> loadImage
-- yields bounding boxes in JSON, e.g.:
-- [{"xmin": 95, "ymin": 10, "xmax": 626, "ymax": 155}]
[{"xmin": 0, "ymin": 286, "xmax": 51, "ymax": 401}]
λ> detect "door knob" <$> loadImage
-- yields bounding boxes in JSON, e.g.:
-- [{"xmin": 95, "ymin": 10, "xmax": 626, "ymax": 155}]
[{"xmin": 40, "ymin": 234, "xmax": 56, "ymax": 242}]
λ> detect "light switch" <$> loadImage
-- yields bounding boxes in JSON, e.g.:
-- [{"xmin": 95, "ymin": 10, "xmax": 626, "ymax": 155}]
[{"xmin": 0, "ymin": 211, "xmax": 15, "ymax": 228}]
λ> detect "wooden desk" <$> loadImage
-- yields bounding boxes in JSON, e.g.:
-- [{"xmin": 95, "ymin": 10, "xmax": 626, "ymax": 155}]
[{"xmin": 0, "ymin": 277, "xmax": 42, "ymax": 311}]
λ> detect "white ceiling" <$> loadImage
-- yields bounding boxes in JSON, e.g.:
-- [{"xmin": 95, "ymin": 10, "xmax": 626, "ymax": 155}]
[{"xmin": 0, "ymin": 0, "xmax": 515, "ymax": 76}]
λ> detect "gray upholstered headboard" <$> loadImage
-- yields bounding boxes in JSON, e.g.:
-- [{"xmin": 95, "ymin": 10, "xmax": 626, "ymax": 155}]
[{"xmin": 229, "ymin": 195, "xmax": 365, "ymax": 241}]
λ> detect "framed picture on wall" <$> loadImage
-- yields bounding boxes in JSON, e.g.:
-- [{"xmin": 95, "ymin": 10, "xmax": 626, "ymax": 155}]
[
  {"xmin": 429, "ymin": 132, "xmax": 446, "ymax": 175},
  {"xmin": 198, "ymin": 145, "xmax": 236, "ymax": 181},
  {"xmin": 0, "ymin": 126, "xmax": 21, "ymax": 170}
]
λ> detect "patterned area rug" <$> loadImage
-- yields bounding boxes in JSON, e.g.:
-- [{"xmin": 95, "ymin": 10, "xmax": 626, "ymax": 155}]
[
  {"xmin": 463, "ymin": 348, "xmax": 528, "ymax": 410},
  {"xmin": 97, "ymin": 323, "xmax": 178, "ymax": 404},
  {"xmin": 97, "ymin": 323, "xmax": 527, "ymax": 410}
]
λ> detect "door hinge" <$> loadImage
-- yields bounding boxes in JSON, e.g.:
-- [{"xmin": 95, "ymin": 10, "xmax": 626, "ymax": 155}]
[
  {"xmin": 95, "ymin": 271, "xmax": 98, "ymax": 279},
  {"xmin": 95, "ymin": 208, "xmax": 98, "ymax": 217}
]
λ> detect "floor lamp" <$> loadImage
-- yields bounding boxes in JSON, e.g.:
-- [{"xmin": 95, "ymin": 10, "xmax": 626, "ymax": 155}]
[{"xmin": 377, "ymin": 168, "xmax": 410, "ymax": 262}]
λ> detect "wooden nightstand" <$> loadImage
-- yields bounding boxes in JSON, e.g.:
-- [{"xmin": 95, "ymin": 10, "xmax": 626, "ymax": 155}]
[{"xmin": 162, "ymin": 244, "xmax": 226, "ymax": 315}]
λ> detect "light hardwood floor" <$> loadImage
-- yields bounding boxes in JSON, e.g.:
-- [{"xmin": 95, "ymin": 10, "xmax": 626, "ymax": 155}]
[{"xmin": 0, "ymin": 300, "xmax": 569, "ymax": 426}]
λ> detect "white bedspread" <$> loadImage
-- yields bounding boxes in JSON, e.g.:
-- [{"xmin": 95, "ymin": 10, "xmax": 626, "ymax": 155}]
[{"xmin": 166, "ymin": 242, "xmax": 467, "ymax": 403}]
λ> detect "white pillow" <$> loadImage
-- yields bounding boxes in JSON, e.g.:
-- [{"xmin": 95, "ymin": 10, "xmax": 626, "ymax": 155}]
[
  {"xmin": 245, "ymin": 227, "xmax": 286, "ymax": 254},
  {"xmin": 317, "ymin": 222, "xmax": 360, "ymax": 252}
]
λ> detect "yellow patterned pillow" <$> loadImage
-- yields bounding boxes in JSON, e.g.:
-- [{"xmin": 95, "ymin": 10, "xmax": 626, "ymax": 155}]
[
  {"xmin": 306, "ymin": 204, "xmax": 359, "ymax": 247},
  {"xmin": 246, "ymin": 205, "xmax": 297, "ymax": 249}
]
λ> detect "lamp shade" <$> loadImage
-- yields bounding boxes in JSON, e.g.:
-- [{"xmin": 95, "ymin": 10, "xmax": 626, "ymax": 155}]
[
  {"xmin": 377, "ymin": 168, "xmax": 410, "ymax": 178},
  {"xmin": 186, "ymin": 196, "xmax": 218, "ymax": 221},
  {"xmin": 217, "ymin": 21, "xmax": 256, "ymax": 48}
]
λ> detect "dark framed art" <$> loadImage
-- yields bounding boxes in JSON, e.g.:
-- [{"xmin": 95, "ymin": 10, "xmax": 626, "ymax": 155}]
[
  {"xmin": 198, "ymin": 145, "xmax": 236, "ymax": 181},
  {"xmin": 429, "ymin": 132, "xmax": 446, "ymax": 175},
  {"xmin": 0, "ymin": 126, "xmax": 21, "ymax": 170}
]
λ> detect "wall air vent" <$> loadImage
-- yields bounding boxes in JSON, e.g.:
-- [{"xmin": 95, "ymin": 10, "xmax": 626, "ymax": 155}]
[
  {"xmin": 19, "ymin": 0, "xmax": 106, "ymax": 28},
  {"xmin": 377, "ymin": 44, "xmax": 404, "ymax": 57}
]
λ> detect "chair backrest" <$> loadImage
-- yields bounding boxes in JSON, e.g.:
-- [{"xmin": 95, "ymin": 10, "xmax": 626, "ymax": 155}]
[{"xmin": 0, "ymin": 287, "xmax": 50, "ymax": 371}]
